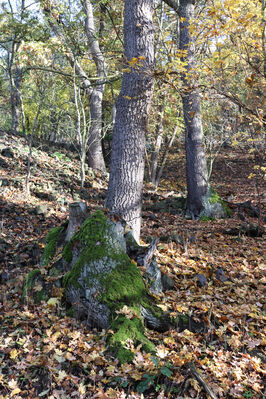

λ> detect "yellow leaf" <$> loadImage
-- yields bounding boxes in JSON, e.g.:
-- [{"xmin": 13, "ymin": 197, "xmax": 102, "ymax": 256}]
[
  {"xmin": 122, "ymin": 68, "xmax": 131, "ymax": 73},
  {"xmin": 157, "ymin": 304, "xmax": 169, "ymax": 311},
  {"xmin": 123, "ymin": 95, "xmax": 132, "ymax": 100},
  {"xmin": 11, "ymin": 388, "xmax": 21, "ymax": 397},
  {"xmin": 78, "ymin": 383, "xmax": 86, "ymax": 395},
  {"xmin": 128, "ymin": 57, "xmax": 138, "ymax": 66},
  {"xmin": 8, "ymin": 379, "xmax": 18, "ymax": 389},
  {"xmin": 47, "ymin": 297, "xmax": 60, "ymax": 307},
  {"xmin": 34, "ymin": 283, "xmax": 43, "ymax": 292},
  {"xmin": 57, "ymin": 370, "xmax": 67, "ymax": 382},
  {"xmin": 10, "ymin": 349, "xmax": 18, "ymax": 360}
]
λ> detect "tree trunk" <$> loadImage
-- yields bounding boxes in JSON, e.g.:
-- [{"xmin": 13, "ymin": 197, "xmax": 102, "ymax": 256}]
[
  {"xmin": 44, "ymin": 2, "xmax": 106, "ymax": 172},
  {"xmin": 27, "ymin": 207, "xmax": 170, "ymax": 363},
  {"xmin": 82, "ymin": 0, "xmax": 106, "ymax": 172},
  {"xmin": 105, "ymin": 0, "xmax": 155, "ymax": 241},
  {"xmin": 10, "ymin": 67, "xmax": 23, "ymax": 133},
  {"xmin": 179, "ymin": 0, "xmax": 208, "ymax": 217},
  {"xmin": 150, "ymin": 100, "xmax": 165, "ymax": 185},
  {"xmin": 65, "ymin": 202, "xmax": 87, "ymax": 242}
]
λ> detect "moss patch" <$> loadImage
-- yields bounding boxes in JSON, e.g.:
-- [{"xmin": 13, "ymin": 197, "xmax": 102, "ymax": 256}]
[
  {"xmin": 22, "ymin": 269, "xmax": 45, "ymax": 303},
  {"xmin": 108, "ymin": 314, "xmax": 156, "ymax": 363},
  {"xmin": 62, "ymin": 210, "xmax": 109, "ymax": 288},
  {"xmin": 42, "ymin": 226, "xmax": 64, "ymax": 266},
  {"xmin": 100, "ymin": 260, "xmax": 163, "ymax": 362},
  {"xmin": 209, "ymin": 188, "xmax": 232, "ymax": 216},
  {"xmin": 60, "ymin": 210, "xmax": 160, "ymax": 362}
]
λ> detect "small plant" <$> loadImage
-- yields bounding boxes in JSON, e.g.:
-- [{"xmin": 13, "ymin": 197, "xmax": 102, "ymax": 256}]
[
  {"xmin": 52, "ymin": 151, "xmax": 71, "ymax": 162},
  {"xmin": 243, "ymin": 389, "xmax": 255, "ymax": 398},
  {"xmin": 136, "ymin": 357, "xmax": 173, "ymax": 394}
]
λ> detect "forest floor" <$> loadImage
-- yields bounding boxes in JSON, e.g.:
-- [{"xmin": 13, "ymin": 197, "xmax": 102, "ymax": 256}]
[{"xmin": 0, "ymin": 130, "xmax": 265, "ymax": 399}]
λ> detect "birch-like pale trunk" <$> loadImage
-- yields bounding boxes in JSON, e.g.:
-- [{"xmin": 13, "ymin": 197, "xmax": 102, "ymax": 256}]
[{"xmin": 106, "ymin": 0, "xmax": 154, "ymax": 241}]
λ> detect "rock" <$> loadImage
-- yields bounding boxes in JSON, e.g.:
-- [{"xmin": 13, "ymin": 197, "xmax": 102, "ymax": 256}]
[
  {"xmin": 0, "ymin": 271, "xmax": 10, "ymax": 284},
  {"xmin": 196, "ymin": 274, "xmax": 207, "ymax": 287},
  {"xmin": 145, "ymin": 258, "xmax": 163, "ymax": 295},
  {"xmin": 162, "ymin": 274, "xmax": 175, "ymax": 291},
  {"xmin": 0, "ymin": 157, "xmax": 8, "ymax": 168},
  {"xmin": 0, "ymin": 178, "xmax": 9, "ymax": 187},
  {"xmin": 35, "ymin": 204, "xmax": 48, "ymax": 216},
  {"xmin": 1, "ymin": 148, "xmax": 14, "ymax": 158},
  {"xmin": 215, "ymin": 267, "xmax": 227, "ymax": 282}
]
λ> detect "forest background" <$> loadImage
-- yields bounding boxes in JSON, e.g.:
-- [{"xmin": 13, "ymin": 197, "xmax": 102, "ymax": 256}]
[{"xmin": 0, "ymin": 0, "xmax": 265, "ymax": 398}]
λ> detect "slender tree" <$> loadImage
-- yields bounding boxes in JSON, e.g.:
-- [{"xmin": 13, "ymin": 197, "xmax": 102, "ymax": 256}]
[
  {"xmin": 81, "ymin": 0, "xmax": 107, "ymax": 172},
  {"xmin": 106, "ymin": 0, "xmax": 155, "ymax": 241},
  {"xmin": 179, "ymin": 0, "xmax": 208, "ymax": 217},
  {"xmin": 43, "ymin": 0, "xmax": 106, "ymax": 172},
  {"xmin": 163, "ymin": 0, "xmax": 208, "ymax": 217}
]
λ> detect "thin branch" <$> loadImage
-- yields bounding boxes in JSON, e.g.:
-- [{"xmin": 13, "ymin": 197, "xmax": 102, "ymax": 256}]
[
  {"xmin": 162, "ymin": 0, "xmax": 180, "ymax": 14},
  {"xmin": 188, "ymin": 362, "xmax": 218, "ymax": 399}
]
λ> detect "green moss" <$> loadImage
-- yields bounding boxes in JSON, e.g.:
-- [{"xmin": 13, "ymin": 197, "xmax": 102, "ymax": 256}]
[
  {"xmin": 42, "ymin": 226, "xmax": 64, "ymax": 266},
  {"xmin": 22, "ymin": 269, "xmax": 41, "ymax": 302},
  {"xmin": 206, "ymin": 188, "xmax": 232, "ymax": 217},
  {"xmin": 108, "ymin": 315, "xmax": 155, "ymax": 363},
  {"xmin": 61, "ymin": 210, "xmax": 159, "ymax": 363},
  {"xmin": 209, "ymin": 188, "xmax": 220, "ymax": 205},
  {"xmin": 100, "ymin": 261, "xmax": 162, "ymax": 363},
  {"xmin": 66, "ymin": 307, "xmax": 74, "ymax": 317},
  {"xmin": 199, "ymin": 216, "xmax": 215, "ymax": 221},
  {"xmin": 63, "ymin": 210, "xmax": 109, "ymax": 288},
  {"xmin": 100, "ymin": 259, "xmax": 146, "ymax": 307},
  {"xmin": 49, "ymin": 267, "xmax": 60, "ymax": 277}
]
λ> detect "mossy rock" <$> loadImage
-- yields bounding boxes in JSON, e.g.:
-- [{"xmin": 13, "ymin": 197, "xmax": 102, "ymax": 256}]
[
  {"xmin": 22, "ymin": 269, "xmax": 47, "ymax": 303},
  {"xmin": 200, "ymin": 188, "xmax": 232, "ymax": 219}
]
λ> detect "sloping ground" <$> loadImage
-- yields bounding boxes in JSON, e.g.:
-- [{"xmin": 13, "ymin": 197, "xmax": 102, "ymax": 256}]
[{"xmin": 0, "ymin": 130, "xmax": 265, "ymax": 399}]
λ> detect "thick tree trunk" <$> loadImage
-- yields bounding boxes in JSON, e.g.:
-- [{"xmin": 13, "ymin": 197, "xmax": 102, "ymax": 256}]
[
  {"xmin": 179, "ymin": 0, "xmax": 208, "ymax": 217},
  {"xmin": 106, "ymin": 0, "xmax": 154, "ymax": 241},
  {"xmin": 27, "ymin": 207, "xmax": 169, "ymax": 363}
]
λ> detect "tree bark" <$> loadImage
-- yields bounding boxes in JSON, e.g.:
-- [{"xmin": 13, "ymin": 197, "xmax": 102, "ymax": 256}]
[
  {"xmin": 150, "ymin": 100, "xmax": 165, "ymax": 185},
  {"xmin": 44, "ymin": 2, "xmax": 106, "ymax": 172},
  {"xmin": 65, "ymin": 202, "xmax": 87, "ymax": 242},
  {"xmin": 106, "ymin": 0, "xmax": 154, "ymax": 241},
  {"xmin": 179, "ymin": 0, "xmax": 208, "ymax": 217},
  {"xmin": 10, "ymin": 66, "xmax": 23, "ymax": 133},
  {"xmin": 82, "ymin": 0, "xmax": 106, "ymax": 172}
]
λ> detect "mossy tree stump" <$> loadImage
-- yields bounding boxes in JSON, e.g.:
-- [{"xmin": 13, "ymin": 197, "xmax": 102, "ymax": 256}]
[{"xmin": 24, "ymin": 203, "xmax": 170, "ymax": 363}]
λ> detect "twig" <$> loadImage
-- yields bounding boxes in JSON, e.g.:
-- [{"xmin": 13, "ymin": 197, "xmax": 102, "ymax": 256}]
[{"xmin": 188, "ymin": 362, "xmax": 218, "ymax": 399}]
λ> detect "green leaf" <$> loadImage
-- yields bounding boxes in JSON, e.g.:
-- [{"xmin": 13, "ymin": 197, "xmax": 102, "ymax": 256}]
[
  {"xmin": 150, "ymin": 356, "xmax": 159, "ymax": 368},
  {"xmin": 160, "ymin": 366, "xmax": 172, "ymax": 378}
]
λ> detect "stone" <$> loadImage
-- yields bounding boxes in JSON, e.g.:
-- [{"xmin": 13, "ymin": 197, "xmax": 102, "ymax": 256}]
[
  {"xmin": 35, "ymin": 204, "xmax": 48, "ymax": 216},
  {"xmin": 215, "ymin": 267, "xmax": 227, "ymax": 282},
  {"xmin": 1, "ymin": 148, "xmax": 14, "ymax": 158},
  {"xmin": 162, "ymin": 274, "xmax": 175, "ymax": 291},
  {"xmin": 196, "ymin": 274, "xmax": 207, "ymax": 287}
]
